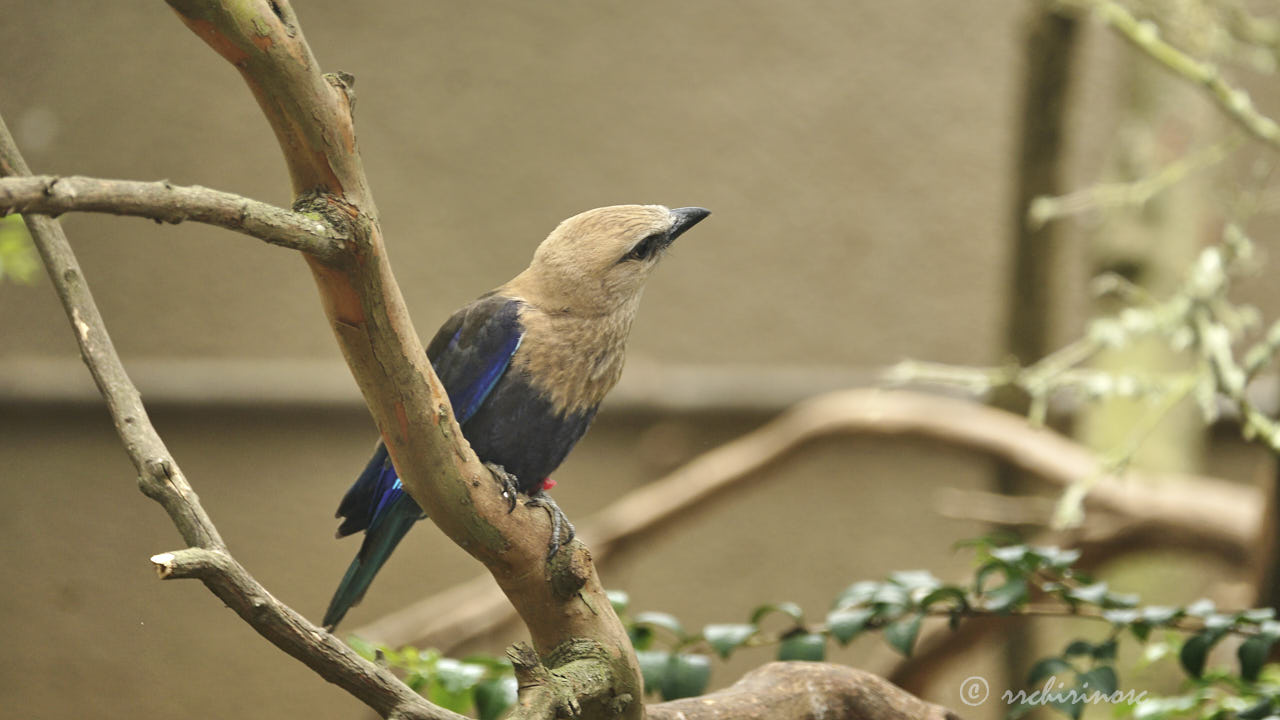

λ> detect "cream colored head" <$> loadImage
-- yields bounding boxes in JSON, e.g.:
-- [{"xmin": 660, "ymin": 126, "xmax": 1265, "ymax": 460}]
[{"xmin": 509, "ymin": 204, "xmax": 710, "ymax": 314}]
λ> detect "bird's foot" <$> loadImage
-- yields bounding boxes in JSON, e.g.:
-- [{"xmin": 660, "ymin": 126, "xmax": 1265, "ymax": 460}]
[
  {"xmin": 485, "ymin": 462, "xmax": 520, "ymax": 513},
  {"xmin": 526, "ymin": 490, "xmax": 576, "ymax": 559}
]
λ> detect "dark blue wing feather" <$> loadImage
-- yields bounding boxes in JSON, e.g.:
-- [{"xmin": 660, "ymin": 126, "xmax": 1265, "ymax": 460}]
[
  {"xmin": 430, "ymin": 297, "xmax": 524, "ymax": 424},
  {"xmin": 324, "ymin": 296, "xmax": 525, "ymax": 629}
]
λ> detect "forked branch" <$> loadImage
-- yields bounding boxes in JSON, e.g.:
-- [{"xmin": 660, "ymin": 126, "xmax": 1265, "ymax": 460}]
[{"xmin": 0, "ymin": 114, "xmax": 454, "ymax": 720}]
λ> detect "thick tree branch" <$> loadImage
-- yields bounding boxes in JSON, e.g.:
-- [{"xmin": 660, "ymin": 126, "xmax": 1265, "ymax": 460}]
[
  {"xmin": 356, "ymin": 389, "xmax": 1259, "ymax": 652},
  {"xmin": 164, "ymin": 1, "xmax": 643, "ymax": 716},
  {"xmin": 649, "ymin": 662, "xmax": 963, "ymax": 720},
  {"xmin": 0, "ymin": 175, "xmax": 342, "ymax": 258},
  {"xmin": 0, "ymin": 114, "xmax": 455, "ymax": 720}
]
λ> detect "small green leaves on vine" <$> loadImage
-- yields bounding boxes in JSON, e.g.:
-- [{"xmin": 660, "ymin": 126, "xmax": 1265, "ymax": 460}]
[{"xmin": 347, "ymin": 537, "xmax": 1280, "ymax": 715}]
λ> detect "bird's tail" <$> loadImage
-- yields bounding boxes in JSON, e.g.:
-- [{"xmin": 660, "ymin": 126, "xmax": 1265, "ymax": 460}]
[{"xmin": 323, "ymin": 500, "xmax": 420, "ymax": 631}]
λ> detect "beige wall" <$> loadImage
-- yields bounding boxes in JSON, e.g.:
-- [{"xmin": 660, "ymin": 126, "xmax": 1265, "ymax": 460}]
[{"xmin": 1, "ymin": 3, "xmax": 1270, "ymax": 720}]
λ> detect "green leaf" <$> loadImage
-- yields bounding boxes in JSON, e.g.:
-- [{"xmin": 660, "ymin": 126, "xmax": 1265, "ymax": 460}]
[
  {"xmin": 1244, "ymin": 608, "xmax": 1277, "ymax": 624},
  {"xmin": 1141, "ymin": 606, "xmax": 1183, "ymax": 626},
  {"xmin": 1185, "ymin": 598, "xmax": 1216, "ymax": 617},
  {"xmin": 606, "ymin": 590, "xmax": 630, "ymax": 615},
  {"xmin": 1102, "ymin": 609, "xmax": 1140, "ymax": 625},
  {"xmin": 990, "ymin": 544, "xmax": 1029, "ymax": 565},
  {"xmin": 629, "ymin": 624, "xmax": 654, "ymax": 651},
  {"xmin": 984, "ymin": 577, "xmax": 1028, "ymax": 612},
  {"xmin": 346, "ymin": 635, "xmax": 377, "ymax": 661},
  {"xmin": 750, "ymin": 602, "xmax": 805, "ymax": 627},
  {"xmin": 435, "ymin": 659, "xmax": 486, "ymax": 695},
  {"xmin": 777, "ymin": 632, "xmax": 826, "ymax": 661},
  {"xmin": 1236, "ymin": 698, "xmax": 1275, "ymax": 720},
  {"xmin": 834, "ymin": 581, "xmax": 880, "ymax": 609},
  {"xmin": 474, "ymin": 676, "xmax": 517, "ymax": 720},
  {"xmin": 1091, "ymin": 639, "xmax": 1117, "ymax": 661},
  {"xmin": 870, "ymin": 584, "xmax": 909, "ymax": 609},
  {"xmin": 1102, "ymin": 591, "xmax": 1139, "ymax": 609},
  {"xmin": 635, "ymin": 650, "xmax": 671, "ymax": 695},
  {"xmin": 889, "ymin": 570, "xmax": 942, "ymax": 591},
  {"xmin": 426, "ymin": 680, "xmax": 472, "ymax": 713},
  {"xmin": 1204, "ymin": 613, "xmax": 1235, "ymax": 631},
  {"xmin": 1063, "ymin": 640, "xmax": 1094, "ymax": 657},
  {"xmin": 633, "ymin": 612, "xmax": 686, "ymax": 639},
  {"xmin": 826, "ymin": 608, "xmax": 874, "ymax": 646},
  {"xmin": 0, "ymin": 215, "xmax": 37, "ymax": 285},
  {"xmin": 703, "ymin": 624, "xmax": 756, "ymax": 659},
  {"xmin": 405, "ymin": 670, "xmax": 429, "ymax": 692},
  {"xmin": 1180, "ymin": 629, "xmax": 1225, "ymax": 677},
  {"xmin": 883, "ymin": 614, "xmax": 923, "ymax": 657},
  {"xmin": 660, "ymin": 654, "xmax": 711, "ymax": 701},
  {"xmin": 459, "ymin": 654, "xmax": 513, "ymax": 672},
  {"xmin": 974, "ymin": 561, "xmax": 1005, "ymax": 594},
  {"xmin": 1027, "ymin": 656, "xmax": 1072, "ymax": 685},
  {"xmin": 1078, "ymin": 665, "xmax": 1117, "ymax": 696},
  {"xmin": 1066, "ymin": 582, "xmax": 1109, "ymax": 605},
  {"xmin": 1239, "ymin": 634, "xmax": 1277, "ymax": 682},
  {"xmin": 1037, "ymin": 546, "xmax": 1081, "ymax": 569},
  {"xmin": 919, "ymin": 586, "xmax": 968, "ymax": 612}
]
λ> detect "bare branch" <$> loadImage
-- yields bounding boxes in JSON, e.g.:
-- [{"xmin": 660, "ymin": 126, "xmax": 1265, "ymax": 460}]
[
  {"xmin": 356, "ymin": 388, "xmax": 1259, "ymax": 651},
  {"xmin": 649, "ymin": 662, "xmax": 963, "ymax": 720},
  {"xmin": 1063, "ymin": 0, "xmax": 1280, "ymax": 148},
  {"xmin": 0, "ymin": 175, "xmax": 342, "ymax": 258},
  {"xmin": 0, "ymin": 113, "xmax": 457, "ymax": 720}
]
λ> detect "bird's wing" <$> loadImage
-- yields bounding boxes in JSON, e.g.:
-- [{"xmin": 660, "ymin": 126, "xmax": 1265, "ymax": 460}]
[
  {"xmin": 335, "ymin": 295, "xmax": 525, "ymax": 538},
  {"xmin": 324, "ymin": 296, "xmax": 526, "ymax": 628},
  {"xmin": 426, "ymin": 294, "xmax": 525, "ymax": 424}
]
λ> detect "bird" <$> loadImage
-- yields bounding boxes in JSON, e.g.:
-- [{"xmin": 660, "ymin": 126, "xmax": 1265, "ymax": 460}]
[{"xmin": 323, "ymin": 204, "xmax": 711, "ymax": 630}]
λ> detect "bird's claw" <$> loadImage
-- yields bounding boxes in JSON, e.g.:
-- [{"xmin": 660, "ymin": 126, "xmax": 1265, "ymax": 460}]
[
  {"xmin": 526, "ymin": 491, "xmax": 576, "ymax": 559},
  {"xmin": 484, "ymin": 463, "xmax": 574, "ymax": 558},
  {"xmin": 485, "ymin": 462, "xmax": 520, "ymax": 513}
]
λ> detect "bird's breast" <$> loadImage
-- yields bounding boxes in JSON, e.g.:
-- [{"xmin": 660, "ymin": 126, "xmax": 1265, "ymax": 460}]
[{"xmin": 509, "ymin": 305, "xmax": 633, "ymax": 416}]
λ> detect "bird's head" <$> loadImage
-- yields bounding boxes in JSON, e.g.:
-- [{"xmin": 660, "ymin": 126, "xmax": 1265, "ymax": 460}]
[{"xmin": 518, "ymin": 204, "xmax": 711, "ymax": 313}]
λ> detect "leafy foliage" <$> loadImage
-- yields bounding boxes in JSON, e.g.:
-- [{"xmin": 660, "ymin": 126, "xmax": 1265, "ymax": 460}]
[
  {"xmin": 351, "ymin": 538, "xmax": 1280, "ymax": 716},
  {"xmin": 0, "ymin": 215, "xmax": 38, "ymax": 284}
]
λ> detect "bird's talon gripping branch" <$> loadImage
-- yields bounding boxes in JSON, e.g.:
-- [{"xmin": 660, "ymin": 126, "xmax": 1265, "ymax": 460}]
[
  {"xmin": 485, "ymin": 462, "xmax": 521, "ymax": 513},
  {"xmin": 527, "ymin": 491, "xmax": 576, "ymax": 559}
]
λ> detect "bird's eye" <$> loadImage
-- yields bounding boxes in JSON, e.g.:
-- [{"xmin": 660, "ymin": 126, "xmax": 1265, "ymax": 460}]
[{"xmin": 623, "ymin": 233, "xmax": 664, "ymax": 262}]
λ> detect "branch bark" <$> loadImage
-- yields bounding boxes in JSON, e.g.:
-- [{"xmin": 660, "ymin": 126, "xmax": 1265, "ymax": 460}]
[
  {"xmin": 649, "ymin": 662, "xmax": 963, "ymax": 720},
  {"xmin": 0, "ymin": 174, "xmax": 341, "ymax": 257},
  {"xmin": 0, "ymin": 114, "xmax": 455, "ymax": 720}
]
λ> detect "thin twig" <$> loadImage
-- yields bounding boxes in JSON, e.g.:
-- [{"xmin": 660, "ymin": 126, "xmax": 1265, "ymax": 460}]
[
  {"xmin": 0, "ymin": 112, "xmax": 453, "ymax": 720},
  {"xmin": 1028, "ymin": 136, "xmax": 1240, "ymax": 227},
  {"xmin": 1064, "ymin": 0, "xmax": 1280, "ymax": 148},
  {"xmin": 0, "ymin": 175, "xmax": 342, "ymax": 258}
]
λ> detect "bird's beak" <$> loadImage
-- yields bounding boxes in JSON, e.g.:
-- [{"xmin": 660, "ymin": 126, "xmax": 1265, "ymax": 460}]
[{"xmin": 668, "ymin": 207, "xmax": 711, "ymax": 240}]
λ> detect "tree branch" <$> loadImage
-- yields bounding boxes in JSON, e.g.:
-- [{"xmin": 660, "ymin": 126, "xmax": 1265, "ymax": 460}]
[
  {"xmin": 0, "ymin": 175, "xmax": 342, "ymax": 258},
  {"xmin": 354, "ymin": 388, "xmax": 1259, "ymax": 652},
  {"xmin": 1062, "ymin": 0, "xmax": 1280, "ymax": 149},
  {"xmin": 164, "ymin": 0, "xmax": 643, "ymax": 715},
  {"xmin": 0, "ymin": 113, "xmax": 455, "ymax": 720},
  {"xmin": 649, "ymin": 662, "xmax": 963, "ymax": 720}
]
